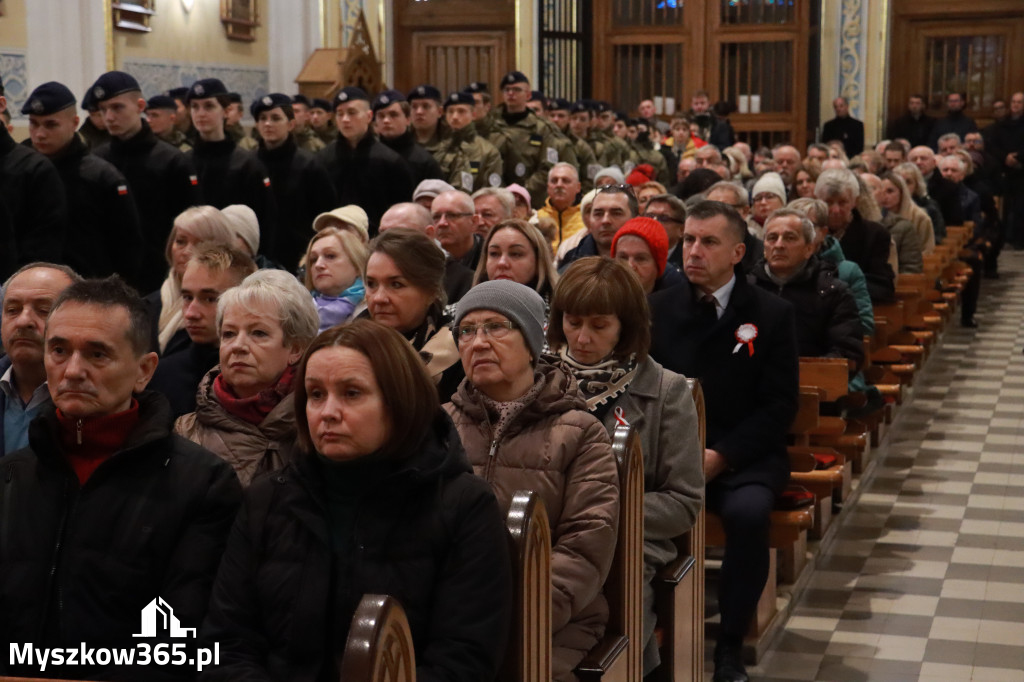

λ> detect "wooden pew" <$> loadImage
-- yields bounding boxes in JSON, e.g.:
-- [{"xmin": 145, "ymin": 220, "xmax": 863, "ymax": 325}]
[
  {"xmin": 503, "ymin": 491, "xmax": 553, "ymax": 682},
  {"xmin": 576, "ymin": 424, "xmax": 644, "ymax": 682},
  {"xmin": 652, "ymin": 378, "xmax": 706, "ymax": 682},
  {"xmin": 339, "ymin": 594, "xmax": 417, "ymax": 682}
]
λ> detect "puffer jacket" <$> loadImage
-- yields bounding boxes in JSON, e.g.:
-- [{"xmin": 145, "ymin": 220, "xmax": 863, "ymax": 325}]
[
  {"xmin": 445, "ymin": 362, "xmax": 619, "ymax": 681},
  {"xmin": 175, "ymin": 366, "xmax": 298, "ymax": 487},
  {"xmin": 881, "ymin": 212, "xmax": 924, "ymax": 274},
  {"xmin": 818, "ymin": 235, "xmax": 875, "ymax": 336}
]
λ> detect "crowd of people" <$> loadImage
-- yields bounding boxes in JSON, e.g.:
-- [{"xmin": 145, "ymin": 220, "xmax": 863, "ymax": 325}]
[{"xmin": 0, "ymin": 63, "xmax": 1020, "ymax": 682}]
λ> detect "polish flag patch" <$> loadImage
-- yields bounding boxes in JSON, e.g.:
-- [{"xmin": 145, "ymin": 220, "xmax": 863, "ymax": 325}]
[
  {"xmin": 263, "ymin": 177, "xmax": 271, "ymax": 187},
  {"xmin": 117, "ymin": 185, "xmax": 128, "ymax": 196},
  {"xmin": 189, "ymin": 175, "xmax": 199, "ymax": 186}
]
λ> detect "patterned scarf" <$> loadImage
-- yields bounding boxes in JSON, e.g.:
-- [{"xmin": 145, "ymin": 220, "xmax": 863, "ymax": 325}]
[{"xmin": 557, "ymin": 348, "xmax": 638, "ymax": 412}]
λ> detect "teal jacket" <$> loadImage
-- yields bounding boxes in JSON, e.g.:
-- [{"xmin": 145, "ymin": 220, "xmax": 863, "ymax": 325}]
[{"xmin": 818, "ymin": 236, "xmax": 874, "ymax": 336}]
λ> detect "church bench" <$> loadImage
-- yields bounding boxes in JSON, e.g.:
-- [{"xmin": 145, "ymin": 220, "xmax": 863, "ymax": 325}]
[
  {"xmin": 503, "ymin": 490, "xmax": 552, "ymax": 682},
  {"xmin": 339, "ymin": 594, "xmax": 417, "ymax": 682}
]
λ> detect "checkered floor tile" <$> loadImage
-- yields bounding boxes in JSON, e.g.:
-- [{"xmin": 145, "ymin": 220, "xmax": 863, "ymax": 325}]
[{"xmin": 707, "ymin": 251, "xmax": 1024, "ymax": 682}]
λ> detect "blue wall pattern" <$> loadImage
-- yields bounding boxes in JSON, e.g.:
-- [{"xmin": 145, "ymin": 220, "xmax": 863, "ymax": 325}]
[
  {"xmin": 0, "ymin": 49, "xmax": 28, "ymax": 117},
  {"xmin": 838, "ymin": 0, "xmax": 864, "ymax": 120},
  {"xmin": 341, "ymin": 0, "xmax": 362, "ymax": 47},
  {"xmin": 122, "ymin": 58, "xmax": 269, "ymax": 115}
]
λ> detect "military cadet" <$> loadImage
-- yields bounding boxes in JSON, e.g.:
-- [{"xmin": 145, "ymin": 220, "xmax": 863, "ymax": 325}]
[
  {"xmin": 224, "ymin": 91, "xmax": 259, "ymax": 151},
  {"xmin": 290, "ymin": 94, "xmax": 326, "ymax": 153},
  {"xmin": 527, "ymin": 90, "xmax": 547, "ymax": 117},
  {"xmin": 185, "ymin": 78, "xmax": 277, "ymax": 259},
  {"xmin": 407, "ymin": 84, "xmax": 449, "ymax": 161},
  {"xmin": 549, "ymin": 98, "xmax": 598, "ymax": 192},
  {"xmin": 488, "ymin": 70, "xmax": 577, "ymax": 208},
  {"xmin": 24, "ymin": 81, "xmax": 143, "ymax": 283},
  {"xmin": 435, "ymin": 91, "xmax": 504, "ymax": 194},
  {"xmin": 630, "ymin": 119, "xmax": 672, "ymax": 186},
  {"xmin": 591, "ymin": 100, "xmax": 633, "ymax": 170},
  {"xmin": 465, "ymin": 81, "xmax": 495, "ymax": 137},
  {"xmin": 372, "ymin": 88, "xmax": 444, "ymax": 185},
  {"xmin": 0, "ymin": 73, "xmax": 68, "ymax": 277},
  {"xmin": 308, "ymin": 97, "xmax": 336, "ymax": 145},
  {"xmin": 89, "ymin": 71, "xmax": 200, "ymax": 292},
  {"xmin": 145, "ymin": 95, "xmax": 192, "ymax": 152},
  {"xmin": 252, "ymin": 93, "xmax": 337, "ymax": 272},
  {"xmin": 166, "ymin": 86, "xmax": 199, "ymax": 145},
  {"xmin": 317, "ymin": 86, "xmax": 415, "ymax": 235},
  {"xmin": 77, "ymin": 90, "xmax": 110, "ymax": 151}
]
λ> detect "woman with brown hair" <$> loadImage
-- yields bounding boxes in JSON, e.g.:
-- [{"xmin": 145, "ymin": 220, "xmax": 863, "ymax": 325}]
[
  {"xmin": 202, "ymin": 319, "xmax": 512, "ymax": 682},
  {"xmin": 364, "ymin": 228, "xmax": 464, "ymax": 401},
  {"xmin": 547, "ymin": 256, "xmax": 703, "ymax": 676}
]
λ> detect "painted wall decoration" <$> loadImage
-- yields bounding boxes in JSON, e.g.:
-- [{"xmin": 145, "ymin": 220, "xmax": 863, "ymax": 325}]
[
  {"xmin": 122, "ymin": 57, "xmax": 269, "ymax": 109},
  {"xmin": 839, "ymin": 0, "xmax": 864, "ymax": 119},
  {"xmin": 0, "ymin": 49, "xmax": 27, "ymax": 115}
]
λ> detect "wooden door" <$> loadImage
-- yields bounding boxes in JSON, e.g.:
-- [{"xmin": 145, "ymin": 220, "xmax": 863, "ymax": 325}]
[
  {"xmin": 393, "ymin": 0, "xmax": 515, "ymax": 95},
  {"xmin": 888, "ymin": 0, "xmax": 1024, "ymax": 129}
]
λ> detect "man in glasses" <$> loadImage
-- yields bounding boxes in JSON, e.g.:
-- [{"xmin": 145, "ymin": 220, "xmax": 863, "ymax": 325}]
[
  {"xmin": 559, "ymin": 184, "xmax": 637, "ymax": 269},
  {"xmin": 643, "ymin": 193, "xmax": 687, "ymax": 271},
  {"xmin": 431, "ymin": 189, "xmax": 484, "ymax": 269}
]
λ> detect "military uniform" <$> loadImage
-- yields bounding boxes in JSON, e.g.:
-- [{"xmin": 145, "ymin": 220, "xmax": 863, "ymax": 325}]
[
  {"xmin": 567, "ymin": 132, "xmax": 599, "ymax": 193},
  {"xmin": 630, "ymin": 138, "xmax": 672, "ymax": 186},
  {"xmin": 227, "ymin": 122, "xmax": 259, "ymax": 151},
  {"xmin": 436, "ymin": 123, "xmax": 504, "ymax": 193},
  {"xmin": 294, "ymin": 126, "xmax": 325, "ymax": 153},
  {"xmin": 77, "ymin": 118, "xmax": 110, "ymax": 151},
  {"xmin": 489, "ymin": 105, "xmax": 577, "ymax": 208},
  {"xmin": 589, "ymin": 127, "xmax": 632, "ymax": 172},
  {"xmin": 158, "ymin": 129, "xmax": 193, "ymax": 154},
  {"xmin": 381, "ymin": 128, "xmax": 444, "ymax": 185},
  {"xmin": 312, "ymin": 123, "xmax": 336, "ymax": 146}
]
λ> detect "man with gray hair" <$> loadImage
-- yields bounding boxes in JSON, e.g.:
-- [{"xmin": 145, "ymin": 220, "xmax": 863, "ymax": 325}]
[
  {"xmin": 472, "ymin": 186, "xmax": 515, "ymax": 235},
  {"xmin": 909, "ymin": 144, "xmax": 965, "ymax": 226},
  {"xmin": 937, "ymin": 132, "xmax": 962, "ymax": 157},
  {"xmin": 0, "ymin": 262, "xmax": 79, "ymax": 455},
  {"xmin": 380, "ymin": 201, "xmax": 474, "ymax": 303},
  {"xmin": 431, "ymin": 189, "xmax": 484, "ymax": 269},
  {"xmin": 815, "ymin": 168, "xmax": 895, "ymax": 302},
  {"xmin": 751, "ymin": 208, "xmax": 864, "ymax": 369},
  {"xmin": 643, "ymin": 192, "xmax": 687, "ymax": 270},
  {"xmin": 538, "ymin": 162, "xmax": 585, "ymax": 252}
]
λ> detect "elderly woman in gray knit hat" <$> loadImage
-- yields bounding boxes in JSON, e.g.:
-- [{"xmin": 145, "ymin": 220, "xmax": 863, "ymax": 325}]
[{"xmin": 443, "ymin": 279, "xmax": 620, "ymax": 682}]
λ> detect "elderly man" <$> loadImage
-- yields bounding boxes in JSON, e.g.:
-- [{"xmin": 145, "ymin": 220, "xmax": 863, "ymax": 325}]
[
  {"xmin": 815, "ymin": 168, "xmax": 895, "ymax": 302},
  {"xmin": 371, "ymin": 89, "xmax": 444, "ymax": 186},
  {"xmin": 148, "ymin": 245, "xmax": 257, "ymax": 417},
  {"xmin": 0, "ymin": 263, "xmax": 79, "ymax": 456},
  {"xmin": 908, "ymin": 145, "xmax": 965, "ymax": 226},
  {"xmin": 24, "ymin": 81, "xmax": 144, "ymax": 283},
  {"xmin": 771, "ymin": 144, "xmax": 802, "ymax": 195},
  {"xmin": 537, "ymin": 162, "xmax": 585, "ymax": 252},
  {"xmin": 936, "ymin": 132, "xmax": 963, "ymax": 157},
  {"xmin": 648, "ymin": 200, "xmax": 798, "ymax": 682},
  {"xmin": 751, "ymin": 208, "xmax": 864, "ymax": 370},
  {"xmin": 318, "ymin": 87, "xmax": 415, "ymax": 235},
  {"xmin": 937, "ymin": 154, "xmax": 988, "ymax": 326},
  {"xmin": 0, "ymin": 276, "xmax": 241, "ymax": 680},
  {"xmin": 560, "ymin": 184, "xmax": 637, "ymax": 267},
  {"xmin": 938, "ymin": 155, "xmax": 982, "ymax": 227},
  {"xmin": 822, "ymin": 96, "xmax": 865, "ymax": 159},
  {"xmin": 643, "ymin": 192, "xmax": 687, "ymax": 270},
  {"xmin": 929, "ymin": 91, "xmax": 978, "ymax": 151},
  {"xmin": 472, "ymin": 187, "xmax": 515, "ymax": 235},
  {"xmin": 431, "ymin": 190, "xmax": 484, "ymax": 269}
]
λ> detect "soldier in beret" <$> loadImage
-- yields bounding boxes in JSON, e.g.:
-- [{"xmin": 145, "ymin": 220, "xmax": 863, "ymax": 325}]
[
  {"xmin": 0, "ymin": 74, "xmax": 69, "ymax": 277},
  {"xmin": 408, "ymin": 84, "xmax": 449, "ymax": 160},
  {"xmin": 589, "ymin": 100, "xmax": 633, "ymax": 170},
  {"xmin": 465, "ymin": 81, "xmax": 495, "ymax": 136},
  {"xmin": 316, "ymin": 87, "xmax": 415, "ymax": 235},
  {"xmin": 224, "ymin": 91, "xmax": 259, "ymax": 151},
  {"xmin": 185, "ymin": 77, "xmax": 278, "ymax": 260},
  {"xmin": 372, "ymin": 88, "xmax": 443, "ymax": 185},
  {"xmin": 24, "ymin": 81, "xmax": 143, "ymax": 282},
  {"xmin": 308, "ymin": 97, "xmax": 336, "ymax": 145},
  {"xmin": 527, "ymin": 89, "xmax": 547, "ymax": 118},
  {"xmin": 77, "ymin": 89, "xmax": 110, "ymax": 151},
  {"xmin": 289, "ymin": 94, "xmax": 325, "ymax": 153},
  {"xmin": 252, "ymin": 93, "xmax": 336, "ymax": 272},
  {"xmin": 89, "ymin": 70, "xmax": 201, "ymax": 293},
  {"xmin": 165, "ymin": 86, "xmax": 199, "ymax": 145},
  {"xmin": 435, "ymin": 91, "xmax": 504, "ymax": 193},
  {"xmin": 145, "ymin": 95, "xmax": 192, "ymax": 152},
  {"xmin": 550, "ymin": 98, "xmax": 599, "ymax": 193}
]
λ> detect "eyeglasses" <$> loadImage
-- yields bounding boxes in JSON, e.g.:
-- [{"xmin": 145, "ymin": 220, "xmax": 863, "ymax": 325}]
[
  {"xmin": 643, "ymin": 212, "xmax": 683, "ymax": 225},
  {"xmin": 431, "ymin": 211, "xmax": 474, "ymax": 223},
  {"xmin": 456, "ymin": 320, "xmax": 516, "ymax": 345},
  {"xmin": 596, "ymin": 183, "xmax": 637, "ymax": 198}
]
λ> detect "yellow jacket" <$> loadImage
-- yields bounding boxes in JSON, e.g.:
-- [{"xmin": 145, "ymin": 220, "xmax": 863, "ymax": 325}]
[{"xmin": 537, "ymin": 198, "xmax": 585, "ymax": 253}]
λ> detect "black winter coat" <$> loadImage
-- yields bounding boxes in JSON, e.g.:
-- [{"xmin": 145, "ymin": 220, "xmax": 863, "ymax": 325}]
[
  {"xmin": 750, "ymin": 256, "xmax": 865, "ymax": 371},
  {"xmin": 838, "ymin": 209, "xmax": 896, "ymax": 303},
  {"xmin": 648, "ymin": 270, "xmax": 798, "ymax": 495},
  {"xmin": 381, "ymin": 128, "xmax": 445, "ymax": 185},
  {"xmin": 318, "ymin": 133, "xmax": 416, "ymax": 235},
  {"xmin": 926, "ymin": 171, "xmax": 966, "ymax": 228},
  {"xmin": 0, "ymin": 123, "xmax": 67, "ymax": 275},
  {"xmin": 200, "ymin": 412, "xmax": 512, "ymax": 682},
  {"xmin": 42, "ymin": 135, "xmax": 144, "ymax": 285},
  {"xmin": 94, "ymin": 123, "xmax": 202, "ymax": 293},
  {"xmin": 257, "ymin": 137, "xmax": 337, "ymax": 271},
  {"xmin": 187, "ymin": 138, "xmax": 277, "ymax": 258},
  {"xmin": 0, "ymin": 391, "xmax": 242, "ymax": 680}
]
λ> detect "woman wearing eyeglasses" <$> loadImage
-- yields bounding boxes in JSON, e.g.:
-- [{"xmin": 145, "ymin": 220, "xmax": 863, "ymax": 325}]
[{"xmin": 444, "ymin": 280, "xmax": 619, "ymax": 682}]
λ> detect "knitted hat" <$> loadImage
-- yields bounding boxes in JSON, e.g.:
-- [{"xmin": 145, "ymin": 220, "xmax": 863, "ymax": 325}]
[
  {"xmin": 594, "ymin": 167, "xmax": 626, "ymax": 186},
  {"xmin": 413, "ymin": 179, "xmax": 456, "ymax": 203},
  {"xmin": 751, "ymin": 172, "xmax": 786, "ymax": 204},
  {"xmin": 221, "ymin": 205, "xmax": 260, "ymax": 256},
  {"xmin": 612, "ymin": 217, "xmax": 669, "ymax": 276},
  {"xmin": 312, "ymin": 205, "xmax": 370, "ymax": 243},
  {"xmin": 452, "ymin": 280, "xmax": 547, "ymax": 364},
  {"xmin": 626, "ymin": 163, "xmax": 656, "ymax": 186}
]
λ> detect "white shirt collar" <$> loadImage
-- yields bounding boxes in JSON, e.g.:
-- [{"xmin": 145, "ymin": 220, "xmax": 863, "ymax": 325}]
[{"xmin": 701, "ymin": 274, "xmax": 736, "ymax": 319}]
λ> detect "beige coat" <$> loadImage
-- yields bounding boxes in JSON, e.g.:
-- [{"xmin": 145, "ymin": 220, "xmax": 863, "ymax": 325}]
[{"xmin": 445, "ymin": 363, "xmax": 619, "ymax": 681}]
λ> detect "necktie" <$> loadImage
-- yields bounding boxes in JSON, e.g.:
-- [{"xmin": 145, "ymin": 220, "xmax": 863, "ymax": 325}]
[{"xmin": 698, "ymin": 294, "xmax": 718, "ymax": 327}]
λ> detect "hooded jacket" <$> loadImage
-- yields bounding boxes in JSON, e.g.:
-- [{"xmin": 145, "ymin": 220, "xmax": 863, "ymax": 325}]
[
  {"xmin": 200, "ymin": 412, "xmax": 512, "ymax": 682},
  {"xmin": 445, "ymin": 363, "xmax": 619, "ymax": 681}
]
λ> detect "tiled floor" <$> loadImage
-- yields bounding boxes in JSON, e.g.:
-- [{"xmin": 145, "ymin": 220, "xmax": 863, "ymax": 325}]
[{"xmin": 741, "ymin": 252, "xmax": 1024, "ymax": 682}]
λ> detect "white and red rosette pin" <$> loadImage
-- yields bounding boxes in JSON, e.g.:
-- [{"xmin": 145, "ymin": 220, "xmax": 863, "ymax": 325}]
[{"xmin": 733, "ymin": 323, "xmax": 758, "ymax": 356}]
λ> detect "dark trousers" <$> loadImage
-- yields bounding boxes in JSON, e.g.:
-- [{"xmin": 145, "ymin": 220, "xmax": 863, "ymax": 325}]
[{"xmin": 706, "ymin": 480, "xmax": 776, "ymax": 642}]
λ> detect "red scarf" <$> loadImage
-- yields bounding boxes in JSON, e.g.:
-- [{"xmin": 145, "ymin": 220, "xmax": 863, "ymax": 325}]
[
  {"xmin": 212, "ymin": 364, "xmax": 297, "ymax": 426},
  {"xmin": 57, "ymin": 399, "xmax": 141, "ymax": 485}
]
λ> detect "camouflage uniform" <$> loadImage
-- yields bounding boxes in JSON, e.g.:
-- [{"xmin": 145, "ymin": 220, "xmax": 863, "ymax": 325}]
[
  {"xmin": 488, "ymin": 105, "xmax": 577, "ymax": 208},
  {"xmin": 417, "ymin": 122, "xmax": 451, "ymax": 163},
  {"xmin": 588, "ymin": 127, "xmax": 633, "ymax": 172},
  {"xmin": 436, "ymin": 123, "xmax": 504, "ymax": 193},
  {"xmin": 312, "ymin": 123, "xmax": 336, "ymax": 145},
  {"xmin": 630, "ymin": 138, "xmax": 672, "ymax": 186},
  {"xmin": 227, "ymin": 122, "xmax": 259, "ymax": 151},
  {"xmin": 157, "ymin": 129, "xmax": 193, "ymax": 153},
  {"xmin": 294, "ymin": 126, "xmax": 326, "ymax": 153},
  {"xmin": 566, "ymin": 132, "xmax": 599, "ymax": 193}
]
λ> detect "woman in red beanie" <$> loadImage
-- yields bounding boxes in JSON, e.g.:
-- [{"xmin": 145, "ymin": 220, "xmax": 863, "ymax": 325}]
[{"xmin": 610, "ymin": 216, "xmax": 684, "ymax": 294}]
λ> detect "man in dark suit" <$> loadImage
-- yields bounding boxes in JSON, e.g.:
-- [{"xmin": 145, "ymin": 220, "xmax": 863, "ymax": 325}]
[
  {"xmin": 822, "ymin": 96, "xmax": 864, "ymax": 160},
  {"xmin": 886, "ymin": 94, "xmax": 935, "ymax": 149},
  {"xmin": 648, "ymin": 200, "xmax": 799, "ymax": 682}
]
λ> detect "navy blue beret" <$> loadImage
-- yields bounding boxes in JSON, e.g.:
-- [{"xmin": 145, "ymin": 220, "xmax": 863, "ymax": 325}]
[
  {"xmin": 188, "ymin": 78, "xmax": 228, "ymax": 102},
  {"xmin": 310, "ymin": 98, "xmax": 331, "ymax": 111},
  {"xmin": 22, "ymin": 81, "xmax": 76, "ymax": 116},
  {"xmin": 500, "ymin": 71, "xmax": 529, "ymax": 89},
  {"xmin": 87, "ymin": 71, "xmax": 141, "ymax": 105},
  {"xmin": 250, "ymin": 93, "xmax": 293, "ymax": 118},
  {"xmin": 372, "ymin": 89, "xmax": 406, "ymax": 112},
  {"xmin": 464, "ymin": 81, "xmax": 488, "ymax": 94},
  {"xmin": 146, "ymin": 95, "xmax": 179, "ymax": 111},
  {"xmin": 407, "ymin": 84, "xmax": 442, "ymax": 103},
  {"xmin": 292, "ymin": 94, "xmax": 311, "ymax": 107},
  {"xmin": 444, "ymin": 91, "xmax": 475, "ymax": 109},
  {"xmin": 333, "ymin": 86, "xmax": 370, "ymax": 107}
]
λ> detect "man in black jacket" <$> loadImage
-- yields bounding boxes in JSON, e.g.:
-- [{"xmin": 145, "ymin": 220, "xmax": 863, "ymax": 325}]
[
  {"xmin": 815, "ymin": 168, "xmax": 895, "ymax": 302},
  {"xmin": 821, "ymin": 96, "xmax": 865, "ymax": 160},
  {"xmin": 886, "ymin": 94, "xmax": 935, "ymax": 149},
  {"xmin": 929, "ymin": 91, "xmax": 978, "ymax": 151},
  {"xmin": 0, "ymin": 276, "xmax": 242, "ymax": 680},
  {"xmin": 909, "ymin": 145, "xmax": 966, "ymax": 227},
  {"xmin": 372, "ymin": 89, "xmax": 444, "ymax": 186},
  {"xmin": 90, "ymin": 71, "xmax": 202, "ymax": 293},
  {"xmin": 648, "ymin": 200, "xmax": 798, "ymax": 682},
  {"xmin": 23, "ymin": 81, "xmax": 144, "ymax": 285},
  {"xmin": 0, "ymin": 72, "xmax": 68, "ymax": 277},
  {"xmin": 251, "ymin": 93, "xmax": 336, "ymax": 272},
  {"xmin": 318, "ymin": 87, "xmax": 415, "ymax": 235}
]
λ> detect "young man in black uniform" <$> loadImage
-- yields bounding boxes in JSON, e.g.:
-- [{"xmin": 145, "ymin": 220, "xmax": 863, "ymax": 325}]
[
  {"xmin": 185, "ymin": 77, "xmax": 278, "ymax": 261},
  {"xmin": 252, "ymin": 93, "xmax": 337, "ymax": 272},
  {"xmin": 372, "ymin": 88, "xmax": 444, "ymax": 185},
  {"xmin": 90, "ymin": 70, "xmax": 202, "ymax": 293},
  {"xmin": 23, "ymin": 81, "xmax": 143, "ymax": 284},
  {"xmin": 317, "ymin": 86, "xmax": 415, "ymax": 235}
]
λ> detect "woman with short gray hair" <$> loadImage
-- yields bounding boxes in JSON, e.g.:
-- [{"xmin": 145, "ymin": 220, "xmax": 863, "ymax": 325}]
[{"xmin": 176, "ymin": 270, "xmax": 320, "ymax": 486}]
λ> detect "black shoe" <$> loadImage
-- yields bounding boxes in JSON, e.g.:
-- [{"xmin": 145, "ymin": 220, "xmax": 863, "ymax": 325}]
[{"xmin": 713, "ymin": 644, "xmax": 750, "ymax": 682}]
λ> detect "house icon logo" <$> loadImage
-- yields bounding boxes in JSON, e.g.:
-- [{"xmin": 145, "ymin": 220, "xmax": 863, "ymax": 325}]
[{"xmin": 132, "ymin": 597, "xmax": 197, "ymax": 638}]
